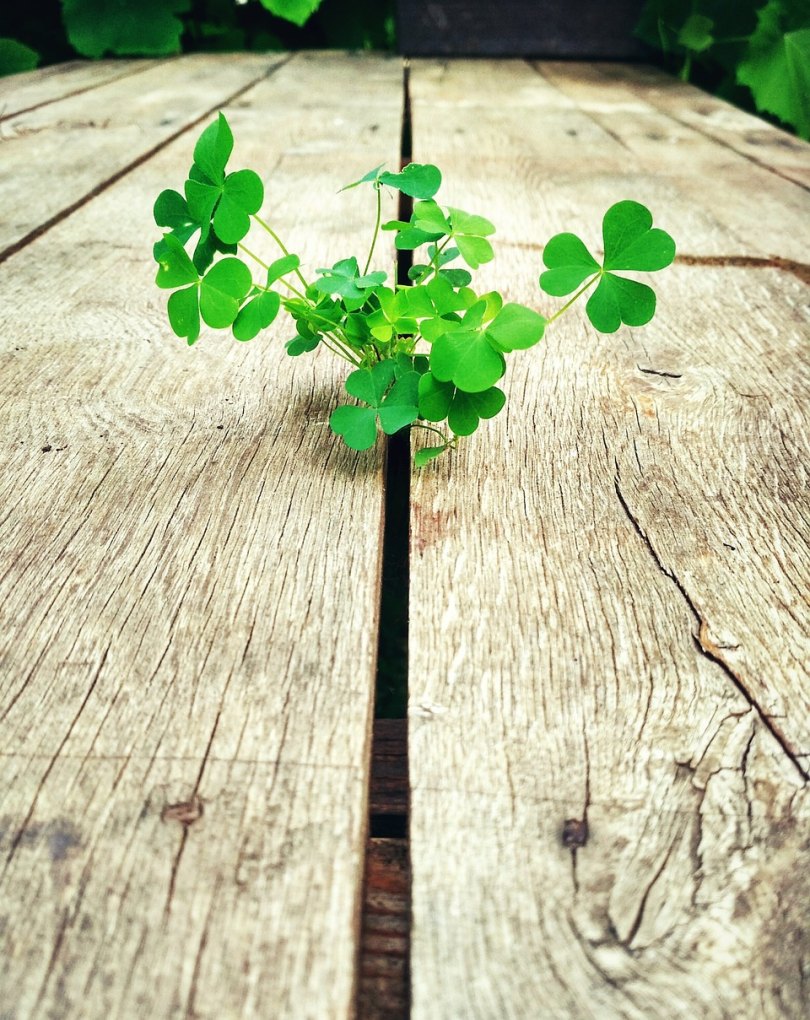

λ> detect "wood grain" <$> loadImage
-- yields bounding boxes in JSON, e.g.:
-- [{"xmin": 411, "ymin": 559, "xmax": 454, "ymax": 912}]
[
  {"xmin": 0, "ymin": 51, "xmax": 402, "ymax": 1019},
  {"xmin": 0, "ymin": 59, "xmax": 153, "ymax": 122},
  {"xmin": 573, "ymin": 61, "xmax": 810, "ymax": 192},
  {"xmin": 0, "ymin": 53, "xmax": 281, "ymax": 258},
  {"xmin": 407, "ymin": 58, "xmax": 810, "ymax": 1018}
]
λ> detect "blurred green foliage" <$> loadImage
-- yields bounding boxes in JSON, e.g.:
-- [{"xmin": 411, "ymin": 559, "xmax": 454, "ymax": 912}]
[
  {"xmin": 0, "ymin": 0, "xmax": 395, "ymax": 75},
  {"xmin": 637, "ymin": 0, "xmax": 810, "ymax": 139}
]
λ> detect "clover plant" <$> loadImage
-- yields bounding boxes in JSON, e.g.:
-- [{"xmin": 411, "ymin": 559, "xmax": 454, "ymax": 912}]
[{"xmin": 152, "ymin": 113, "xmax": 676, "ymax": 466}]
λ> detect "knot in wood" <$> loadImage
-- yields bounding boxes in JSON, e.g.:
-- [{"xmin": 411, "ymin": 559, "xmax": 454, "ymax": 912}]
[
  {"xmin": 561, "ymin": 817, "xmax": 588, "ymax": 848},
  {"xmin": 161, "ymin": 795, "xmax": 203, "ymax": 827}
]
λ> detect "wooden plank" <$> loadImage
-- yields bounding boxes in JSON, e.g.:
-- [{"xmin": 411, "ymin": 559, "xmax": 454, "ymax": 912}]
[
  {"xmin": 407, "ymin": 59, "xmax": 809, "ymax": 263},
  {"xmin": 0, "ymin": 53, "xmax": 280, "ymax": 258},
  {"xmin": 407, "ymin": 58, "xmax": 810, "ymax": 1018},
  {"xmin": 572, "ymin": 61, "xmax": 810, "ymax": 192},
  {"xmin": 0, "ymin": 51, "xmax": 403, "ymax": 1018},
  {"xmin": 0, "ymin": 59, "xmax": 154, "ymax": 121}
]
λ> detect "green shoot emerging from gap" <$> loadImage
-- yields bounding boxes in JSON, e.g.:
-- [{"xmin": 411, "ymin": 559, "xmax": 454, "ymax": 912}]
[{"xmin": 152, "ymin": 113, "xmax": 676, "ymax": 466}]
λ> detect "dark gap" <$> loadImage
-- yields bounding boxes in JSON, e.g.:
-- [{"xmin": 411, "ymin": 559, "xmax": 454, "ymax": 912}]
[
  {"xmin": 373, "ymin": 60, "xmax": 413, "ymax": 720},
  {"xmin": 356, "ymin": 62, "xmax": 412, "ymax": 1020},
  {"xmin": 370, "ymin": 814, "xmax": 408, "ymax": 838}
]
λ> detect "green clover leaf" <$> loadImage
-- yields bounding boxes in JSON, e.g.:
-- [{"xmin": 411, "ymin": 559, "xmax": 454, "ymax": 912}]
[
  {"xmin": 286, "ymin": 334, "xmax": 320, "ymax": 357},
  {"xmin": 314, "ymin": 257, "xmax": 387, "ymax": 301},
  {"xmin": 539, "ymin": 201, "xmax": 675, "ymax": 333},
  {"xmin": 414, "ymin": 446, "xmax": 446, "ymax": 468},
  {"xmin": 538, "ymin": 234, "xmax": 600, "ymax": 295},
  {"xmin": 156, "ymin": 242, "xmax": 253, "ymax": 345},
  {"xmin": 155, "ymin": 233, "xmax": 198, "ymax": 289},
  {"xmin": 418, "ymin": 373, "xmax": 505, "ymax": 436},
  {"xmin": 193, "ymin": 112, "xmax": 233, "ymax": 186},
  {"xmin": 601, "ymin": 201, "xmax": 677, "ymax": 272},
  {"xmin": 379, "ymin": 163, "xmax": 442, "ymax": 199},
  {"xmin": 167, "ymin": 286, "xmax": 200, "ymax": 345},
  {"xmin": 486, "ymin": 303, "xmax": 546, "ymax": 352},
  {"xmin": 200, "ymin": 258, "xmax": 253, "ymax": 328},
  {"xmin": 185, "ymin": 168, "xmax": 264, "ymax": 245},
  {"xmin": 153, "ymin": 187, "xmax": 237, "ymax": 275},
  {"xmin": 330, "ymin": 361, "xmax": 419, "ymax": 450},
  {"xmin": 430, "ymin": 328, "xmax": 506, "ymax": 393},
  {"xmin": 585, "ymin": 276, "xmax": 656, "ymax": 334},
  {"xmin": 233, "ymin": 290, "xmax": 281, "ymax": 341}
]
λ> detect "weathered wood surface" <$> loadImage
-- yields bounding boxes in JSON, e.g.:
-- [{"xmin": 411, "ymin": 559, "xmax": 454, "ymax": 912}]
[
  {"xmin": 408, "ymin": 59, "xmax": 809, "ymax": 1019},
  {"xmin": 0, "ymin": 59, "xmax": 153, "ymax": 122},
  {"xmin": 0, "ymin": 53, "xmax": 281, "ymax": 259},
  {"xmin": 0, "ymin": 51, "xmax": 401, "ymax": 1019}
]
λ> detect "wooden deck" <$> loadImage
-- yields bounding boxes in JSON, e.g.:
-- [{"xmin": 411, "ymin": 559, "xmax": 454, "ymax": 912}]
[{"xmin": 1, "ymin": 52, "xmax": 808, "ymax": 1019}]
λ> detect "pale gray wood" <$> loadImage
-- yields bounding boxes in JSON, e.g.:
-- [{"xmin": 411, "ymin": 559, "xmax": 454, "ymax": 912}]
[
  {"xmin": 0, "ymin": 53, "xmax": 281, "ymax": 255},
  {"xmin": 0, "ymin": 59, "xmax": 153, "ymax": 121},
  {"xmin": 0, "ymin": 51, "xmax": 402, "ymax": 1019},
  {"xmin": 407, "ymin": 58, "xmax": 810, "ymax": 1019},
  {"xmin": 574, "ymin": 61, "xmax": 810, "ymax": 191}
]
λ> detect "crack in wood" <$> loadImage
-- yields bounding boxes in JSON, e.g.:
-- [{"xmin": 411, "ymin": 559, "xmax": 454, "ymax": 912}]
[
  {"xmin": 676, "ymin": 252, "xmax": 810, "ymax": 286},
  {"xmin": 613, "ymin": 463, "xmax": 808, "ymax": 783}
]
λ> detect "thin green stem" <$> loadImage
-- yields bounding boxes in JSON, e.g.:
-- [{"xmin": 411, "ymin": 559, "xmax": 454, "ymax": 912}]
[
  {"xmin": 251, "ymin": 214, "xmax": 310, "ymax": 290},
  {"xmin": 411, "ymin": 423, "xmax": 449, "ymax": 442},
  {"xmin": 321, "ymin": 337, "xmax": 361, "ymax": 366},
  {"xmin": 239, "ymin": 243, "xmax": 308, "ymax": 299},
  {"xmin": 545, "ymin": 274, "xmax": 599, "ymax": 325},
  {"xmin": 363, "ymin": 184, "xmax": 382, "ymax": 276},
  {"xmin": 238, "ymin": 242, "xmax": 269, "ymax": 271},
  {"xmin": 413, "ymin": 236, "xmax": 453, "ymax": 285}
]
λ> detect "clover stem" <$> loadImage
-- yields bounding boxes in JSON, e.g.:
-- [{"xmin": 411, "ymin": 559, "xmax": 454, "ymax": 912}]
[
  {"xmin": 362, "ymin": 183, "xmax": 383, "ymax": 276},
  {"xmin": 251, "ymin": 214, "xmax": 310, "ymax": 290},
  {"xmin": 413, "ymin": 236, "xmax": 452, "ymax": 285},
  {"xmin": 239, "ymin": 241, "xmax": 310, "ymax": 301},
  {"xmin": 321, "ymin": 338, "xmax": 362, "ymax": 366},
  {"xmin": 238, "ymin": 242, "xmax": 269, "ymax": 271},
  {"xmin": 412, "ymin": 423, "xmax": 449, "ymax": 443},
  {"xmin": 545, "ymin": 273, "xmax": 600, "ymax": 325}
]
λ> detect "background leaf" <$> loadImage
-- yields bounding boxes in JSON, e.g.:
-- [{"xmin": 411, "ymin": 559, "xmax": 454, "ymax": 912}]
[
  {"xmin": 0, "ymin": 38, "xmax": 39, "ymax": 75},
  {"xmin": 259, "ymin": 0, "xmax": 323, "ymax": 28},
  {"xmin": 737, "ymin": 4, "xmax": 810, "ymax": 137},
  {"xmin": 62, "ymin": 0, "xmax": 191, "ymax": 57}
]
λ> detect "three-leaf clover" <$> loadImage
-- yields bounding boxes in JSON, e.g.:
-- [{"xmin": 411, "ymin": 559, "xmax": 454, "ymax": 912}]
[
  {"xmin": 430, "ymin": 300, "xmax": 546, "ymax": 391},
  {"xmin": 155, "ymin": 234, "xmax": 253, "ymax": 344},
  {"xmin": 329, "ymin": 361, "xmax": 420, "ymax": 450},
  {"xmin": 418, "ymin": 373, "xmax": 506, "ymax": 436},
  {"xmin": 539, "ymin": 201, "xmax": 675, "ymax": 333},
  {"xmin": 183, "ymin": 113, "xmax": 264, "ymax": 245},
  {"xmin": 314, "ymin": 257, "xmax": 387, "ymax": 302}
]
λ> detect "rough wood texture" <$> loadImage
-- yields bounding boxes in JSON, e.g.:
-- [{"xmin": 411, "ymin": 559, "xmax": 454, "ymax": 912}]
[
  {"xmin": 0, "ymin": 53, "xmax": 280, "ymax": 258},
  {"xmin": 407, "ymin": 59, "xmax": 809, "ymax": 1018},
  {"xmin": 0, "ymin": 52, "xmax": 402, "ymax": 1019},
  {"xmin": 575, "ymin": 61, "xmax": 810, "ymax": 192},
  {"xmin": 0, "ymin": 59, "xmax": 152, "ymax": 122}
]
